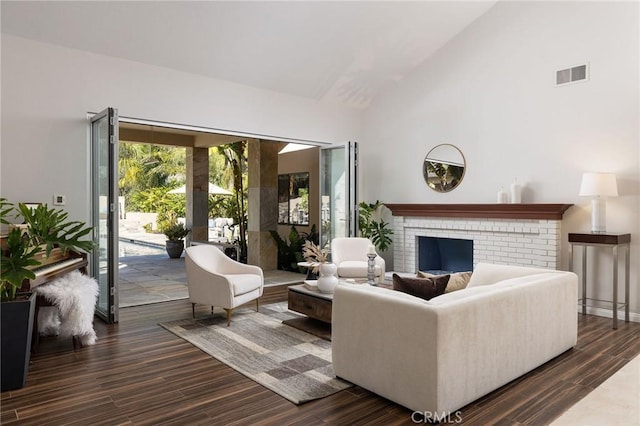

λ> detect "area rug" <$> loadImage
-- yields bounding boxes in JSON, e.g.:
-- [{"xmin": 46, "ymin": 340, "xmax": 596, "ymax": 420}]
[
  {"xmin": 551, "ymin": 354, "xmax": 640, "ymax": 425},
  {"xmin": 158, "ymin": 302, "xmax": 352, "ymax": 404}
]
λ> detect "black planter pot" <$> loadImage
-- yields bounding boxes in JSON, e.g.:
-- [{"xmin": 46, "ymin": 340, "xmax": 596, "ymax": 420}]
[
  {"xmin": 165, "ymin": 240, "xmax": 185, "ymax": 258},
  {"xmin": 1, "ymin": 292, "xmax": 36, "ymax": 391}
]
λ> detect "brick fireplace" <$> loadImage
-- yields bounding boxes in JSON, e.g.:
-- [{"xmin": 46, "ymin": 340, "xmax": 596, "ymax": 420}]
[{"xmin": 386, "ymin": 204, "xmax": 573, "ymax": 273}]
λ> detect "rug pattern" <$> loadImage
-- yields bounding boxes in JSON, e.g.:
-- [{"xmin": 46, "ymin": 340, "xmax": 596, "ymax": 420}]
[{"xmin": 159, "ymin": 302, "xmax": 351, "ymax": 404}]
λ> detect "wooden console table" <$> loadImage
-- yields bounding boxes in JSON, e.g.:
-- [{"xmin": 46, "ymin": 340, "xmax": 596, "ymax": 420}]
[{"xmin": 568, "ymin": 233, "xmax": 631, "ymax": 329}]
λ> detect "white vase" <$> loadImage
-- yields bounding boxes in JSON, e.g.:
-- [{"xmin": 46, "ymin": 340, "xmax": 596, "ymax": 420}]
[
  {"xmin": 510, "ymin": 179, "xmax": 522, "ymax": 203},
  {"xmin": 497, "ymin": 187, "xmax": 508, "ymax": 203},
  {"xmin": 317, "ymin": 263, "xmax": 338, "ymax": 294}
]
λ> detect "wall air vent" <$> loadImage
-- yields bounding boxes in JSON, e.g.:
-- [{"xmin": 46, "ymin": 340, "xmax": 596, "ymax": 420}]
[{"xmin": 556, "ymin": 63, "xmax": 589, "ymax": 86}]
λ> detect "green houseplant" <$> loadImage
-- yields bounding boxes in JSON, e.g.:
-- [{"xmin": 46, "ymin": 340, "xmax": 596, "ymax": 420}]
[
  {"xmin": 269, "ymin": 224, "xmax": 319, "ymax": 273},
  {"xmin": 358, "ymin": 201, "xmax": 393, "ymax": 252},
  {"xmin": 0, "ymin": 227, "xmax": 41, "ymax": 391},
  {"xmin": 1, "ymin": 228, "xmax": 42, "ymax": 300},
  {"xmin": 0, "ymin": 199, "xmax": 95, "ymax": 391},
  {"xmin": 17, "ymin": 203, "xmax": 95, "ymax": 257},
  {"xmin": 161, "ymin": 220, "xmax": 191, "ymax": 258},
  {"xmin": 1, "ymin": 199, "xmax": 43, "ymax": 300}
]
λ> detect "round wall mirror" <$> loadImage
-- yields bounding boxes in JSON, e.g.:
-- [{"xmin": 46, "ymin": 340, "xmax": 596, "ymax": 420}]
[{"xmin": 423, "ymin": 144, "xmax": 466, "ymax": 193}]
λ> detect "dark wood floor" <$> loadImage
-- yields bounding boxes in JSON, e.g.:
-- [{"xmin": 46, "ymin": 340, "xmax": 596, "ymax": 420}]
[{"xmin": 2, "ymin": 285, "xmax": 639, "ymax": 425}]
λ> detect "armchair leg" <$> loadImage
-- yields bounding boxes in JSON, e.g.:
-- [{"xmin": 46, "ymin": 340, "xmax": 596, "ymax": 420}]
[
  {"xmin": 256, "ymin": 298, "xmax": 260, "ymax": 312},
  {"xmin": 192, "ymin": 303, "xmax": 196, "ymax": 318},
  {"xmin": 223, "ymin": 308, "xmax": 233, "ymax": 326}
]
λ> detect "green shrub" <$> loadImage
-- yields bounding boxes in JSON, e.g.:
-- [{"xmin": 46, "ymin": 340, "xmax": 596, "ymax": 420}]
[
  {"xmin": 160, "ymin": 221, "xmax": 190, "ymax": 241},
  {"xmin": 270, "ymin": 224, "xmax": 318, "ymax": 272}
]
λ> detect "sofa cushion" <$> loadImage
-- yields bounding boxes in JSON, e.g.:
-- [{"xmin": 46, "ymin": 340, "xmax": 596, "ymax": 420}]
[
  {"xmin": 392, "ymin": 273, "xmax": 449, "ymax": 301},
  {"xmin": 466, "ymin": 263, "xmax": 553, "ymax": 288},
  {"xmin": 417, "ymin": 271, "xmax": 472, "ymax": 293},
  {"xmin": 338, "ymin": 261, "xmax": 382, "ymax": 278}
]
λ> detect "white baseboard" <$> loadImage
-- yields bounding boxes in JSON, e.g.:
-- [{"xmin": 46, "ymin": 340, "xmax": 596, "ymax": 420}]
[{"xmin": 579, "ymin": 305, "xmax": 640, "ymax": 323}]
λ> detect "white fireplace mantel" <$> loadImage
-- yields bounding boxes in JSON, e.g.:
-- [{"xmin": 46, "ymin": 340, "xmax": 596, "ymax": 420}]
[{"xmin": 386, "ymin": 204, "xmax": 573, "ymax": 273}]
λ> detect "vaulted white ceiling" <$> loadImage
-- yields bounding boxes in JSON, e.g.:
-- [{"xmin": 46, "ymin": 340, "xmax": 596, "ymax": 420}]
[{"xmin": 1, "ymin": 1, "xmax": 496, "ymax": 109}]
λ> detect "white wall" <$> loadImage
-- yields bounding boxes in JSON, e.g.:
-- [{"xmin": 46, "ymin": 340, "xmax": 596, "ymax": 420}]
[
  {"xmin": 362, "ymin": 1, "xmax": 640, "ymax": 317},
  {"xmin": 0, "ymin": 35, "xmax": 361, "ymax": 225}
]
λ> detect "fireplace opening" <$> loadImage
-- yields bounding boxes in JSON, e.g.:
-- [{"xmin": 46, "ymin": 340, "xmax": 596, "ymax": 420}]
[{"xmin": 417, "ymin": 236, "xmax": 473, "ymax": 274}]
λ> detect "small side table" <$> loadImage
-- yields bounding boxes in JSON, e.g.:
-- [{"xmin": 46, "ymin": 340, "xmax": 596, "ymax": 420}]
[{"xmin": 568, "ymin": 233, "xmax": 631, "ymax": 329}]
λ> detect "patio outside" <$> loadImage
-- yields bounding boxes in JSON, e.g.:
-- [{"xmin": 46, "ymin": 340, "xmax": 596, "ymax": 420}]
[{"xmin": 118, "ymin": 224, "xmax": 304, "ymax": 307}]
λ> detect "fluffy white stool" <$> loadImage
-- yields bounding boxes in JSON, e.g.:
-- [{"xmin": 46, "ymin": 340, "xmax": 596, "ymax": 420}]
[{"xmin": 34, "ymin": 270, "xmax": 99, "ymax": 347}]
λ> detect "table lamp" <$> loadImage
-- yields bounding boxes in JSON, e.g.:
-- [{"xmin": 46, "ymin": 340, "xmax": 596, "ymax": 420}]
[{"xmin": 579, "ymin": 172, "xmax": 618, "ymax": 234}]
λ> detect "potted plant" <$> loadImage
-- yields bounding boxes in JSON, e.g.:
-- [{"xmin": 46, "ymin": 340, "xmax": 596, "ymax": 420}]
[
  {"xmin": 269, "ymin": 224, "xmax": 319, "ymax": 273},
  {"xmin": 1, "ymin": 199, "xmax": 96, "ymax": 391},
  {"xmin": 161, "ymin": 220, "xmax": 191, "ymax": 258},
  {"xmin": 17, "ymin": 202, "xmax": 96, "ymax": 265},
  {"xmin": 302, "ymin": 240, "xmax": 337, "ymax": 293},
  {"xmin": 1, "ymin": 198, "xmax": 41, "ymax": 391},
  {"xmin": 358, "ymin": 200, "xmax": 393, "ymax": 252},
  {"xmin": 1, "ymin": 227, "xmax": 42, "ymax": 391}
]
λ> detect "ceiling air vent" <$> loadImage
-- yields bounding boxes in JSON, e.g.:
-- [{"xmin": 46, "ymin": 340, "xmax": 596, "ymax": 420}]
[{"xmin": 556, "ymin": 63, "xmax": 589, "ymax": 86}]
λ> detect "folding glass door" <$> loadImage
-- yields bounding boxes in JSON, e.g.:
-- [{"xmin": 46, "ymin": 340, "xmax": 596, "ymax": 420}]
[
  {"xmin": 90, "ymin": 107, "xmax": 119, "ymax": 323},
  {"xmin": 319, "ymin": 142, "xmax": 358, "ymax": 249}
]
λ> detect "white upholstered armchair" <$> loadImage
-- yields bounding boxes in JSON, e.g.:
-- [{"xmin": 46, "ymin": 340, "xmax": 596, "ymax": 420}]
[
  {"xmin": 185, "ymin": 244, "xmax": 264, "ymax": 326},
  {"xmin": 331, "ymin": 237, "xmax": 385, "ymax": 282}
]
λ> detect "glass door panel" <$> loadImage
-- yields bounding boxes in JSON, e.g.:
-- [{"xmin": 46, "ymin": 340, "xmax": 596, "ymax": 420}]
[
  {"xmin": 91, "ymin": 108, "xmax": 118, "ymax": 323},
  {"xmin": 319, "ymin": 142, "xmax": 358, "ymax": 249}
]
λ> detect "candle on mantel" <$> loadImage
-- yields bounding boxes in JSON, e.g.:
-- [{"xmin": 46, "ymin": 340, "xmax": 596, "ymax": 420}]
[{"xmin": 367, "ymin": 245, "xmax": 377, "ymax": 255}]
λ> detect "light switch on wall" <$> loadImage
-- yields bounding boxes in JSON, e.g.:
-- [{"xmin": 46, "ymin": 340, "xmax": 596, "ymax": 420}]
[{"xmin": 53, "ymin": 194, "xmax": 66, "ymax": 206}]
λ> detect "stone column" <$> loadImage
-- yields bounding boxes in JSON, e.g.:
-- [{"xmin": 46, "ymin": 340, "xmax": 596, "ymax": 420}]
[
  {"xmin": 186, "ymin": 147, "xmax": 209, "ymax": 244},
  {"xmin": 247, "ymin": 140, "xmax": 280, "ymax": 270}
]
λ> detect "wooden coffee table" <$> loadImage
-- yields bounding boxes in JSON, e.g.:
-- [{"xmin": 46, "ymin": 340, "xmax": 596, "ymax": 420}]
[
  {"xmin": 288, "ymin": 284, "xmax": 335, "ymax": 323},
  {"xmin": 284, "ymin": 280, "xmax": 389, "ymax": 340}
]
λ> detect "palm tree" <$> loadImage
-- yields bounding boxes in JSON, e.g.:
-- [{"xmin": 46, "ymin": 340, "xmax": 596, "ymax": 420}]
[
  {"xmin": 119, "ymin": 143, "xmax": 185, "ymax": 211},
  {"xmin": 217, "ymin": 141, "xmax": 248, "ymax": 262}
]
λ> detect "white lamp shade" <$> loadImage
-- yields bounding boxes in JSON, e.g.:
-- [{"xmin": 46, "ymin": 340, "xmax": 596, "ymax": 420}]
[{"xmin": 579, "ymin": 172, "xmax": 618, "ymax": 197}]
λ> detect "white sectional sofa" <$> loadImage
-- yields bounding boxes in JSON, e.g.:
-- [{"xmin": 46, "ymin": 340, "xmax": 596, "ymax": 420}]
[{"xmin": 332, "ymin": 263, "xmax": 578, "ymax": 415}]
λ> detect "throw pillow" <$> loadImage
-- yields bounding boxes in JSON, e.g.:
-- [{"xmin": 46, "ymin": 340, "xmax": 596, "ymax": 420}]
[
  {"xmin": 417, "ymin": 271, "xmax": 472, "ymax": 293},
  {"xmin": 392, "ymin": 273, "xmax": 450, "ymax": 301}
]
